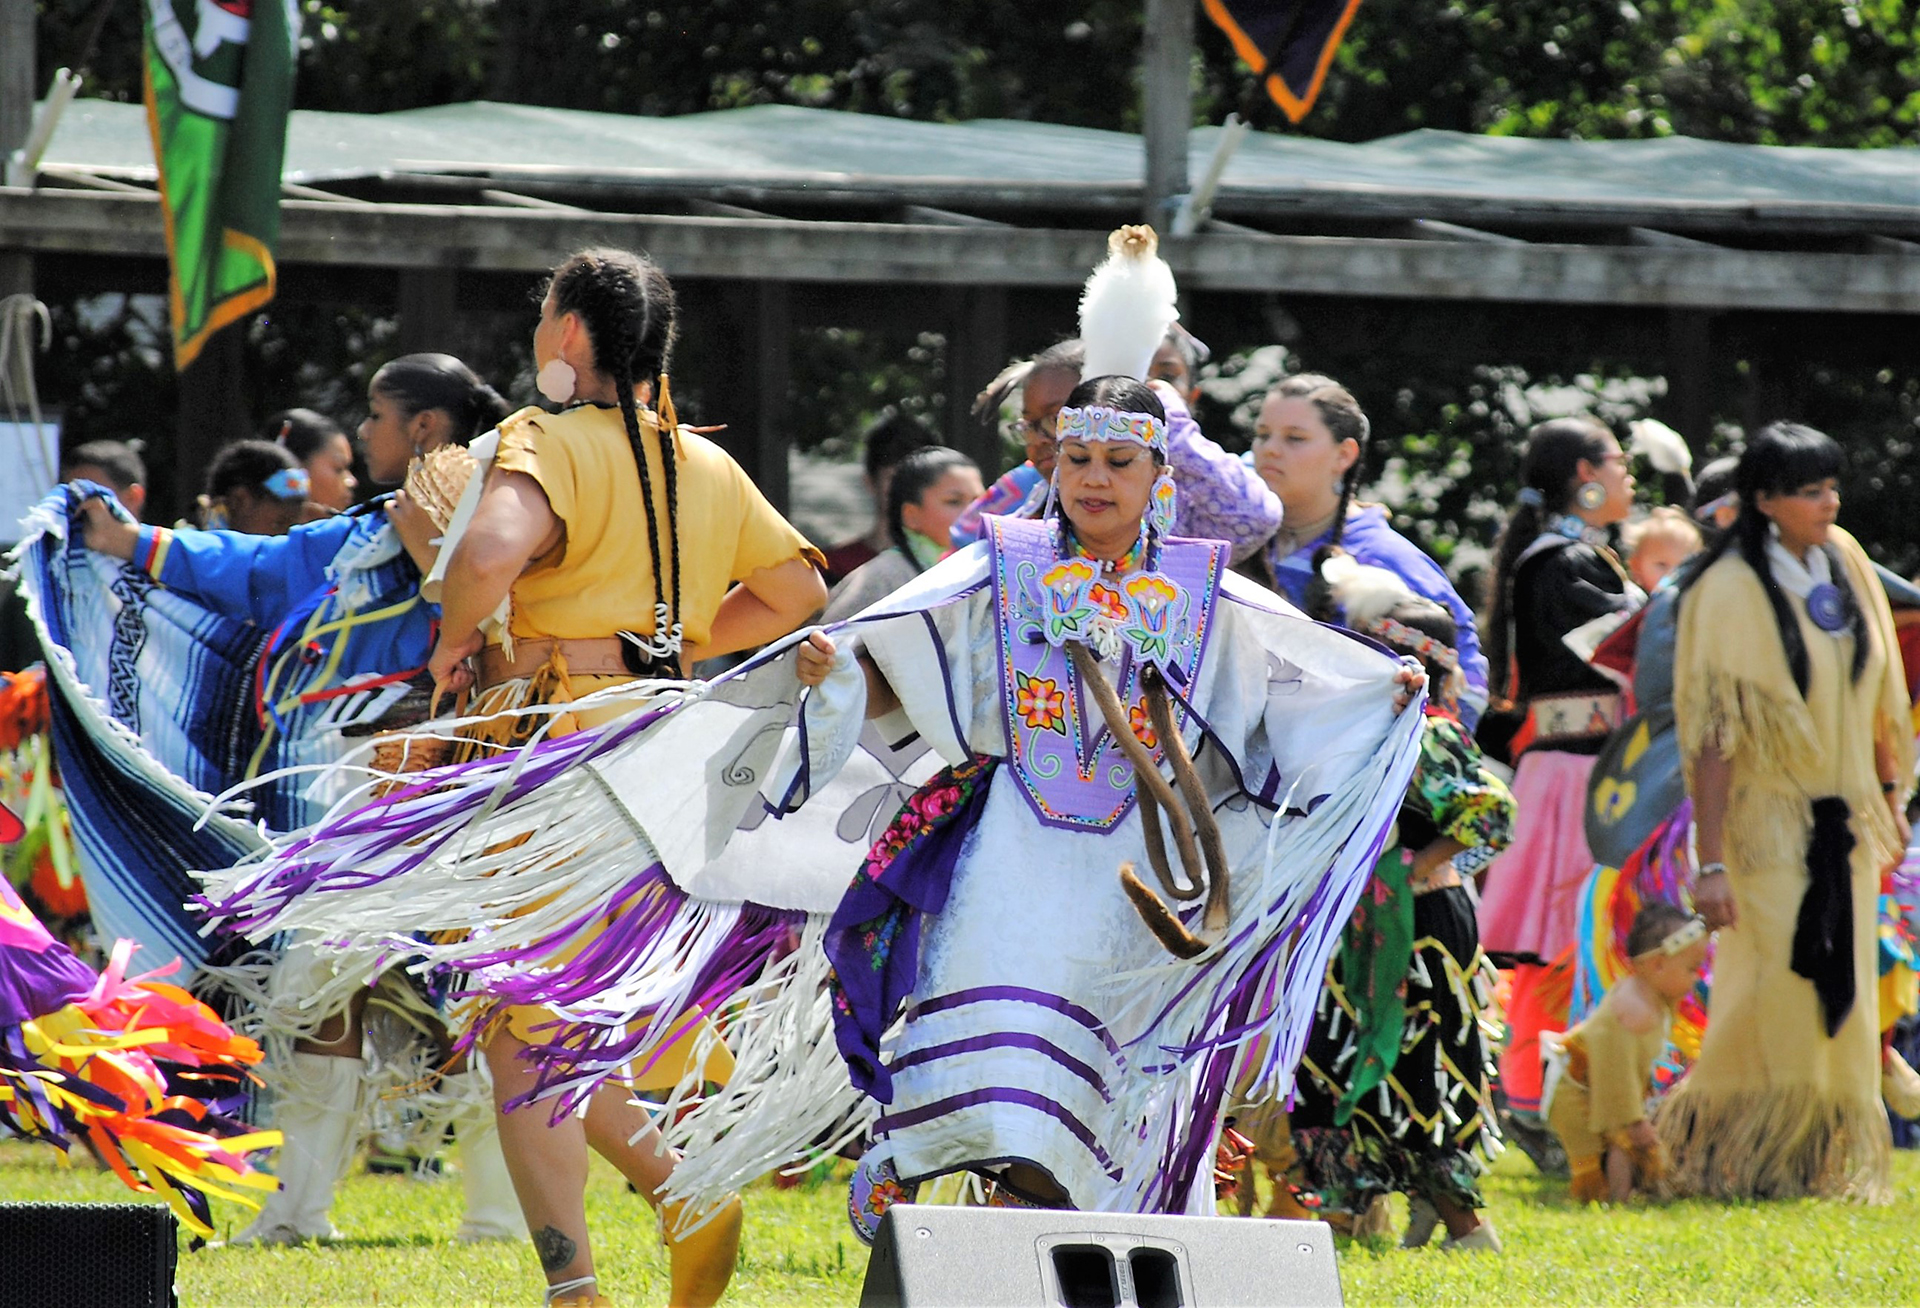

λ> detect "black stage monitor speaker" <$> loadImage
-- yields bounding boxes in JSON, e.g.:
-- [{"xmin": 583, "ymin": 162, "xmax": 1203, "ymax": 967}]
[
  {"xmin": 860, "ymin": 1204, "xmax": 1343, "ymax": 1308},
  {"xmin": 0, "ymin": 1201, "xmax": 179, "ymax": 1308}
]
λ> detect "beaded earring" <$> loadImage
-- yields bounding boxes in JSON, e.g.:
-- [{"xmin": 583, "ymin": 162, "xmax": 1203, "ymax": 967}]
[{"xmin": 1150, "ymin": 468, "xmax": 1178, "ymax": 537}]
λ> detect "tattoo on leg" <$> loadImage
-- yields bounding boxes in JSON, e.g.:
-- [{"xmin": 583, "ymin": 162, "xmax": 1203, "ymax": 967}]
[{"xmin": 533, "ymin": 1225, "xmax": 578, "ymax": 1273}]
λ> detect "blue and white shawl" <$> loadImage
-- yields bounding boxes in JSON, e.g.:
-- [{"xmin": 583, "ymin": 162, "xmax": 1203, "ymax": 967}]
[{"xmin": 10, "ymin": 485, "xmax": 433, "ymax": 980}]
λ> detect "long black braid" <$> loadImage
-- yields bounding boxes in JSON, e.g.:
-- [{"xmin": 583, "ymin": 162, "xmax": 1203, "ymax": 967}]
[
  {"xmin": 545, "ymin": 249, "xmax": 682, "ymax": 665},
  {"xmin": 1678, "ymin": 421, "xmax": 1865, "ymax": 695}
]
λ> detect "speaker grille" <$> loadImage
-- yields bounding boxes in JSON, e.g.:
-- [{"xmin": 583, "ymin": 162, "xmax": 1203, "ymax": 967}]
[{"xmin": 0, "ymin": 1201, "xmax": 177, "ymax": 1308}]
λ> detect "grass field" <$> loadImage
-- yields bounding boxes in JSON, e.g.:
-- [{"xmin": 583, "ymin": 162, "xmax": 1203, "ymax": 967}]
[{"xmin": 5, "ymin": 1139, "xmax": 1919, "ymax": 1305}]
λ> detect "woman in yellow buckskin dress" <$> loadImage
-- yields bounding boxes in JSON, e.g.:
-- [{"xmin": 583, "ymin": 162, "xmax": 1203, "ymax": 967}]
[{"xmin": 1660, "ymin": 422, "xmax": 1912, "ymax": 1200}]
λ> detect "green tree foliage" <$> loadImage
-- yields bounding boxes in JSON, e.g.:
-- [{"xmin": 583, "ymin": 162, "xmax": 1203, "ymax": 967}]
[
  {"xmin": 1317, "ymin": 0, "xmax": 1920, "ymax": 145},
  {"xmin": 36, "ymin": 1, "xmax": 1919, "ymax": 145}
]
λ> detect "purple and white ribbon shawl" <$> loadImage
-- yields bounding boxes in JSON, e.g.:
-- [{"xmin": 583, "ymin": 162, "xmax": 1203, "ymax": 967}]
[{"xmin": 195, "ymin": 541, "xmax": 1423, "ymax": 1210}]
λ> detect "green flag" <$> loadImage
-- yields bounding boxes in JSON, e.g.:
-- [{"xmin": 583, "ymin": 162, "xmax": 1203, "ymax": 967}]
[{"xmin": 143, "ymin": 0, "xmax": 298, "ymax": 369}]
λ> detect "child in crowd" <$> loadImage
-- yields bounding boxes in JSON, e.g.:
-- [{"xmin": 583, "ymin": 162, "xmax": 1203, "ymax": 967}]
[
  {"xmin": 1623, "ymin": 507, "xmax": 1703, "ymax": 592},
  {"xmin": 1287, "ymin": 556, "xmax": 1516, "ymax": 1251},
  {"xmin": 1545, "ymin": 901, "xmax": 1710, "ymax": 1202}
]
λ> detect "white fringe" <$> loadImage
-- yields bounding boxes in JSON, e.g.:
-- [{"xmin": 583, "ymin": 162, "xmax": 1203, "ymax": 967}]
[
  {"xmin": 1097, "ymin": 698, "xmax": 1423, "ymax": 1210},
  {"xmin": 655, "ymin": 917, "xmax": 874, "ymax": 1210}
]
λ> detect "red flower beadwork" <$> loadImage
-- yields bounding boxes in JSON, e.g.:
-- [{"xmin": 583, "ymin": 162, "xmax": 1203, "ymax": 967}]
[
  {"xmin": 1128, "ymin": 699, "xmax": 1158, "ymax": 748},
  {"xmin": 1015, "ymin": 671, "xmax": 1067, "ymax": 734}
]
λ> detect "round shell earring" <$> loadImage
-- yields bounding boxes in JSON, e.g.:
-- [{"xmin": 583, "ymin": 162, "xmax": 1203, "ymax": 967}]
[
  {"xmin": 1574, "ymin": 480, "xmax": 1608, "ymax": 511},
  {"xmin": 536, "ymin": 358, "xmax": 578, "ymax": 405}
]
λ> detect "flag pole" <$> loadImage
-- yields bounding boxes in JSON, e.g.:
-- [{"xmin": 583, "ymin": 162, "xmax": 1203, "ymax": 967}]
[{"xmin": 1142, "ymin": 0, "xmax": 1195, "ymax": 229}]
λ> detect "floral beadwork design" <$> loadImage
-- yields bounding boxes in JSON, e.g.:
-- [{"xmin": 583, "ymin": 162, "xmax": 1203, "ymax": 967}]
[
  {"xmin": 1015, "ymin": 672, "xmax": 1068, "ymax": 734},
  {"xmin": 1128, "ymin": 699, "xmax": 1158, "ymax": 749},
  {"xmin": 1038, "ymin": 558, "xmax": 1100, "ymax": 645},
  {"xmin": 1119, "ymin": 572, "xmax": 1182, "ymax": 665},
  {"xmin": 1090, "ymin": 582, "xmax": 1128, "ymax": 623},
  {"xmin": 990, "ymin": 516, "xmax": 1224, "ymax": 831}
]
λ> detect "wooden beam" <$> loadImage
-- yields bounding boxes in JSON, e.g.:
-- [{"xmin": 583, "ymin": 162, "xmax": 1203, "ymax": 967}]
[
  {"xmin": 0, "ymin": 0, "xmax": 31, "ymax": 162},
  {"xmin": 281, "ymin": 181, "xmax": 364, "ymax": 204},
  {"xmin": 478, "ymin": 189, "xmax": 587, "ymax": 212},
  {"xmin": 1861, "ymin": 234, "xmax": 1920, "ymax": 256},
  {"xmin": 1624, "ymin": 226, "xmax": 1718, "ymax": 249},
  {"xmin": 753, "ymin": 281, "xmax": 792, "ymax": 513},
  {"xmin": 39, "ymin": 166, "xmax": 152, "ymax": 194},
  {"xmin": 1663, "ymin": 310, "xmax": 1715, "ymax": 452},
  {"xmin": 900, "ymin": 204, "xmax": 1008, "ymax": 228},
  {"xmin": 368, "ymin": 165, "xmax": 1920, "ymax": 242},
  {"xmin": 1393, "ymin": 219, "xmax": 1527, "ymax": 246},
  {"xmin": 684, "ymin": 197, "xmax": 775, "ymax": 220},
  {"xmin": 0, "ymin": 0, "xmax": 34, "ymax": 315},
  {"xmin": 7, "ymin": 189, "xmax": 1920, "ymax": 314},
  {"xmin": 703, "ymin": 282, "xmax": 793, "ymax": 511},
  {"xmin": 174, "ymin": 323, "xmax": 251, "ymax": 519}
]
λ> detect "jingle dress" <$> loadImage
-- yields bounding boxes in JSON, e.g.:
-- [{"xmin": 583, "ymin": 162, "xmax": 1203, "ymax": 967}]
[{"xmin": 1289, "ymin": 711, "xmax": 1513, "ymax": 1215}]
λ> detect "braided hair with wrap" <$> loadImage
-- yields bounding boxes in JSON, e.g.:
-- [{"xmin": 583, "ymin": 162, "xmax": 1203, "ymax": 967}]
[{"xmin": 543, "ymin": 249, "xmax": 685, "ymax": 668}]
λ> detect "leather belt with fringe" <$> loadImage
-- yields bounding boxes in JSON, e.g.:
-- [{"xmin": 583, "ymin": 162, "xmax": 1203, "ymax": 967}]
[{"xmin": 474, "ymin": 636, "xmax": 632, "ymax": 690}]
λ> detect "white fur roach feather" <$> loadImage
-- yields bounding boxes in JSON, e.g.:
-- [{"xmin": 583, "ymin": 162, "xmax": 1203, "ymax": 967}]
[
  {"xmin": 1629, "ymin": 418, "xmax": 1693, "ymax": 475},
  {"xmin": 1078, "ymin": 225, "xmax": 1180, "ymax": 381},
  {"xmin": 1320, "ymin": 552, "xmax": 1419, "ymax": 630}
]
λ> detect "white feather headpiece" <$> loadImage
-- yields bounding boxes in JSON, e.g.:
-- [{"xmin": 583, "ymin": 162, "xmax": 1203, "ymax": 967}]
[
  {"xmin": 1319, "ymin": 552, "xmax": 1418, "ymax": 630},
  {"xmin": 1078, "ymin": 225, "xmax": 1179, "ymax": 381},
  {"xmin": 1629, "ymin": 418, "xmax": 1693, "ymax": 476}
]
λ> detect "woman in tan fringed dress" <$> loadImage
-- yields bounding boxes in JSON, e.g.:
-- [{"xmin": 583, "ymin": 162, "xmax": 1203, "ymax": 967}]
[{"xmin": 1660, "ymin": 423, "xmax": 1912, "ymax": 1201}]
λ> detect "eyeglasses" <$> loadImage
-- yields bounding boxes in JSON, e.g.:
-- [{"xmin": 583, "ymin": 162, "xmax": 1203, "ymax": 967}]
[{"xmin": 1017, "ymin": 415, "xmax": 1059, "ymax": 443}]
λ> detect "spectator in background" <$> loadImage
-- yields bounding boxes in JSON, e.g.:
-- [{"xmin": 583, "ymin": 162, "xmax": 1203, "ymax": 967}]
[
  {"xmin": 949, "ymin": 339, "xmax": 1085, "ymax": 549},
  {"xmin": 270, "ymin": 408, "xmax": 358, "ymax": 512},
  {"xmin": 1147, "ymin": 323, "xmax": 1209, "ymax": 406},
  {"xmin": 821, "ymin": 410, "xmax": 934, "ymax": 584},
  {"xmin": 1247, "ymin": 374, "xmax": 1491, "ymax": 727},
  {"xmin": 1662, "ymin": 421, "xmax": 1910, "ymax": 1201},
  {"xmin": 1477, "ymin": 416, "xmax": 1640, "ymax": 1133},
  {"xmin": 1623, "ymin": 507, "xmax": 1703, "ymax": 593},
  {"xmin": 1691, "ymin": 455, "xmax": 1740, "ymax": 533},
  {"xmin": 60, "ymin": 440, "xmax": 147, "ymax": 520},
  {"xmin": 823, "ymin": 445, "xmax": 982, "ymax": 621},
  {"xmin": 194, "ymin": 440, "xmax": 310, "ymax": 535}
]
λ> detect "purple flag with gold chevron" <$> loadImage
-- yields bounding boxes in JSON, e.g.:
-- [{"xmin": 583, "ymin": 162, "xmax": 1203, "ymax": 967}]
[{"xmin": 1203, "ymin": 0, "xmax": 1363, "ymax": 123}]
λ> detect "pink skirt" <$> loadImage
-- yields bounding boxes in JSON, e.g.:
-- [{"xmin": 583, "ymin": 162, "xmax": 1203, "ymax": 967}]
[{"xmin": 1477, "ymin": 749, "xmax": 1599, "ymax": 962}]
